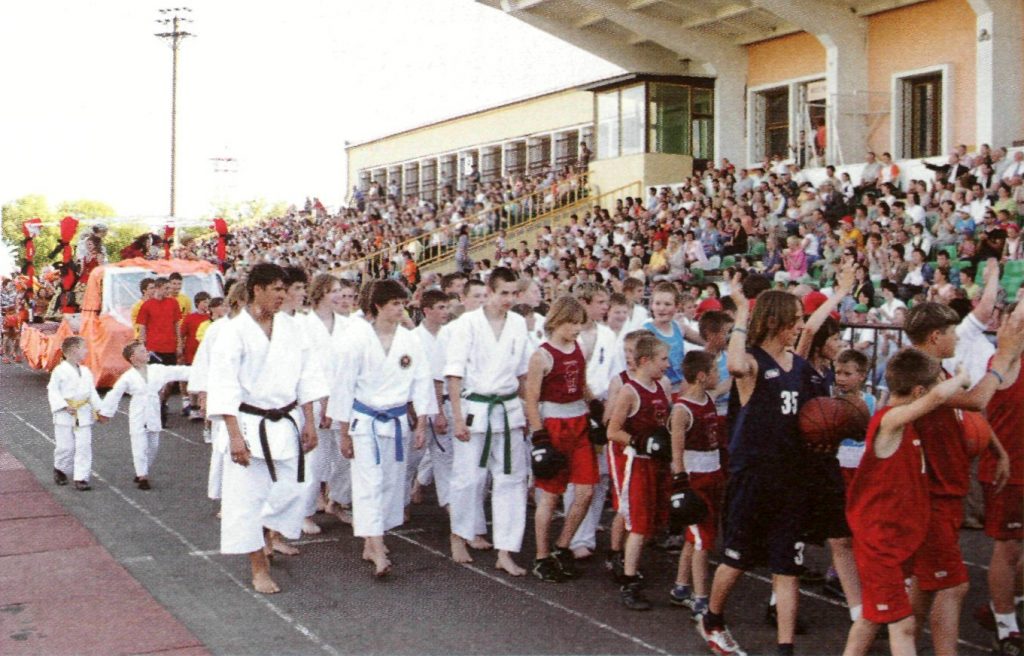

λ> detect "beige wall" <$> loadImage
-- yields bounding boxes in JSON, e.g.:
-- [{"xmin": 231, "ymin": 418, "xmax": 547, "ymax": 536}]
[
  {"xmin": 866, "ymin": 0, "xmax": 976, "ymax": 154},
  {"xmin": 588, "ymin": 153, "xmax": 692, "ymax": 197},
  {"xmin": 746, "ymin": 32, "xmax": 826, "ymax": 88},
  {"xmin": 346, "ymin": 89, "xmax": 593, "ymax": 190}
]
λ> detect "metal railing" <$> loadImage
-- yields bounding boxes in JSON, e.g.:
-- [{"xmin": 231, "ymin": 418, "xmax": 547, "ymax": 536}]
[{"xmin": 334, "ymin": 171, "xmax": 593, "ymax": 280}]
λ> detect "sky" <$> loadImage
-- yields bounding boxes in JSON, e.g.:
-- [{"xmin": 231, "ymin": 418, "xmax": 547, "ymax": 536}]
[{"xmin": 0, "ymin": 0, "xmax": 622, "ymax": 221}]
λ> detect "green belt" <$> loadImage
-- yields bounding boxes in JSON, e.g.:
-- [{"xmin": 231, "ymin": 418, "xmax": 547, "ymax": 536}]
[{"xmin": 465, "ymin": 391, "xmax": 519, "ymax": 474}]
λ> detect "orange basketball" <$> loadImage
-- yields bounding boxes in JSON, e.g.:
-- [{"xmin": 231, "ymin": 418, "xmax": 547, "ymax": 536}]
[
  {"xmin": 960, "ymin": 411, "xmax": 992, "ymax": 458},
  {"xmin": 798, "ymin": 396, "xmax": 869, "ymax": 449}
]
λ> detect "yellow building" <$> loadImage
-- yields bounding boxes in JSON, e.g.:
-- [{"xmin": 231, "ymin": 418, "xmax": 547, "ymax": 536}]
[{"xmin": 349, "ymin": 0, "xmax": 1024, "ymax": 198}]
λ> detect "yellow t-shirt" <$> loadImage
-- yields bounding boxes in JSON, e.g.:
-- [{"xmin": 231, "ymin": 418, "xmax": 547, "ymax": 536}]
[
  {"xmin": 176, "ymin": 293, "xmax": 192, "ymax": 316},
  {"xmin": 195, "ymin": 319, "xmax": 212, "ymax": 343}
]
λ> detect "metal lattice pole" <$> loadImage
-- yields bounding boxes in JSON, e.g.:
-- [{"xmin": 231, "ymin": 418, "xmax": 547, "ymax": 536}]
[{"xmin": 155, "ymin": 8, "xmax": 194, "ymax": 220}]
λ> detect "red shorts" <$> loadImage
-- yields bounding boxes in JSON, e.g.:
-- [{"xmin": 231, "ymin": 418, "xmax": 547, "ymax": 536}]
[
  {"xmin": 535, "ymin": 415, "xmax": 598, "ymax": 495},
  {"xmin": 684, "ymin": 470, "xmax": 726, "ymax": 552},
  {"xmin": 983, "ymin": 483, "xmax": 1024, "ymax": 541},
  {"xmin": 912, "ymin": 497, "xmax": 969, "ymax": 591},
  {"xmin": 609, "ymin": 444, "xmax": 657, "ymax": 537},
  {"xmin": 854, "ymin": 537, "xmax": 915, "ymax": 624}
]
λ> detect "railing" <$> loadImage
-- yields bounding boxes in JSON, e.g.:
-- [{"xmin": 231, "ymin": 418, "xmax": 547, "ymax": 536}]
[{"xmin": 334, "ymin": 170, "xmax": 592, "ymax": 280}]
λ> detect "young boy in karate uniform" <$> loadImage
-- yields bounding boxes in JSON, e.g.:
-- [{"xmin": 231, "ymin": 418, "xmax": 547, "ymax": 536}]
[
  {"xmin": 413, "ymin": 289, "xmax": 454, "ymax": 509},
  {"xmin": 48, "ymin": 336, "xmax": 103, "ymax": 490},
  {"xmin": 445, "ymin": 267, "xmax": 531, "ymax": 575},
  {"xmin": 99, "ymin": 341, "xmax": 190, "ymax": 489},
  {"xmin": 330, "ymin": 280, "xmax": 434, "ymax": 577}
]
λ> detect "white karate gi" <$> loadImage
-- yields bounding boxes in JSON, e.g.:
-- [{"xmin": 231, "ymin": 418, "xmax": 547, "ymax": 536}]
[
  {"xmin": 48, "ymin": 361, "xmax": 102, "ymax": 482},
  {"xmin": 326, "ymin": 314, "xmax": 359, "ymax": 507},
  {"xmin": 100, "ymin": 364, "xmax": 190, "ymax": 477},
  {"xmin": 208, "ymin": 309, "xmax": 328, "ymax": 555},
  {"xmin": 444, "ymin": 308, "xmax": 531, "ymax": 552},
  {"xmin": 414, "ymin": 322, "xmax": 453, "ymax": 507},
  {"xmin": 329, "ymin": 320, "xmax": 435, "ymax": 538},
  {"xmin": 188, "ymin": 317, "xmax": 228, "ymax": 500},
  {"xmin": 299, "ymin": 310, "xmax": 350, "ymax": 516},
  {"xmin": 562, "ymin": 323, "xmax": 617, "ymax": 551}
]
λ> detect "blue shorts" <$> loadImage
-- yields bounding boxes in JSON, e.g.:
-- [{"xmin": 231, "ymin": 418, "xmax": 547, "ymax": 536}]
[
  {"xmin": 801, "ymin": 454, "xmax": 851, "ymax": 544},
  {"xmin": 720, "ymin": 467, "xmax": 807, "ymax": 576}
]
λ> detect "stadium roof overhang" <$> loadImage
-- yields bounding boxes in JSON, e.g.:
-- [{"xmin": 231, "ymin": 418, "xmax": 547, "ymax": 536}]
[{"xmin": 478, "ymin": 0, "xmax": 927, "ymax": 76}]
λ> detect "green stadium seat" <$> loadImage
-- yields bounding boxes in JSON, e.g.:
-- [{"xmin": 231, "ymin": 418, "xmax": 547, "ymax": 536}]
[{"xmin": 720, "ymin": 255, "xmax": 736, "ymax": 269}]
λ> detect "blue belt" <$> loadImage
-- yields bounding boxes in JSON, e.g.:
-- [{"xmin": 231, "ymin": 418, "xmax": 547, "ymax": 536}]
[{"xmin": 352, "ymin": 399, "xmax": 407, "ymax": 464}]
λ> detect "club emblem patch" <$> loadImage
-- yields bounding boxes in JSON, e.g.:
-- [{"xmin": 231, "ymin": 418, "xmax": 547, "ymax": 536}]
[{"xmin": 399, "ymin": 354, "xmax": 412, "ymax": 369}]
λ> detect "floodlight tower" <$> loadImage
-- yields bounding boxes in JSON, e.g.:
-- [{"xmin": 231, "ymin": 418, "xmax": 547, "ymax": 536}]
[{"xmin": 155, "ymin": 7, "xmax": 194, "ymax": 219}]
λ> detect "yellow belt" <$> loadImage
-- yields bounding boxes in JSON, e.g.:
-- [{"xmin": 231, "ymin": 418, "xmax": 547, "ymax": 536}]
[{"xmin": 65, "ymin": 397, "xmax": 97, "ymax": 424}]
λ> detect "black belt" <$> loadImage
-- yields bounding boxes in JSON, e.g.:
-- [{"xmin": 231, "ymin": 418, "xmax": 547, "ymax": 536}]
[{"xmin": 238, "ymin": 401, "xmax": 303, "ymax": 483}]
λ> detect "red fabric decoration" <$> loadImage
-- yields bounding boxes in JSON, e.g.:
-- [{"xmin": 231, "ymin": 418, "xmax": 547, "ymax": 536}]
[
  {"xmin": 21, "ymin": 218, "xmax": 42, "ymax": 287},
  {"xmin": 58, "ymin": 216, "xmax": 79, "ymax": 313},
  {"xmin": 212, "ymin": 218, "xmax": 228, "ymax": 271},
  {"xmin": 164, "ymin": 225, "xmax": 175, "ymax": 259},
  {"xmin": 59, "ymin": 216, "xmax": 78, "ymax": 263}
]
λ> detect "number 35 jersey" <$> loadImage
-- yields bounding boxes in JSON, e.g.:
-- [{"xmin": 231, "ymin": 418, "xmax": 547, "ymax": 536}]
[{"xmin": 727, "ymin": 347, "xmax": 812, "ymax": 476}]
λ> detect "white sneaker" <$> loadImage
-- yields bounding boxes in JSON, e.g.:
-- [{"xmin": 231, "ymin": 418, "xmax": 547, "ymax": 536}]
[{"xmin": 698, "ymin": 616, "xmax": 747, "ymax": 656}]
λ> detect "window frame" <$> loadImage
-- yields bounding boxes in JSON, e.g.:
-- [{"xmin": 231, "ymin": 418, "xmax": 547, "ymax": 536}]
[{"xmin": 891, "ymin": 64, "xmax": 950, "ymax": 160}]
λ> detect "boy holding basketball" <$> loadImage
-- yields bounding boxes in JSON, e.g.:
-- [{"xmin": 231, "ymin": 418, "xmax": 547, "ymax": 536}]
[
  {"xmin": 843, "ymin": 349, "xmax": 970, "ymax": 656},
  {"xmin": 669, "ymin": 350, "xmax": 726, "ymax": 620}
]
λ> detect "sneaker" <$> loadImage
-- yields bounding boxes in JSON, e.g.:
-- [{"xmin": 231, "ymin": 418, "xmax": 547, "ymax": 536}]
[
  {"xmin": 691, "ymin": 598, "xmax": 709, "ymax": 622},
  {"xmin": 609, "ymin": 551, "xmax": 626, "ymax": 583},
  {"xmin": 764, "ymin": 603, "xmax": 808, "ymax": 635},
  {"xmin": 620, "ymin": 580, "xmax": 652, "ymax": 611},
  {"xmin": 552, "ymin": 548, "xmax": 579, "ymax": 580},
  {"xmin": 137, "ymin": 478, "xmax": 151, "ymax": 490},
  {"xmin": 532, "ymin": 557, "xmax": 565, "ymax": 583},
  {"xmin": 698, "ymin": 615, "xmax": 747, "ymax": 656},
  {"xmin": 822, "ymin": 576, "xmax": 845, "ymax": 600},
  {"xmin": 669, "ymin": 585, "xmax": 695, "ymax": 608},
  {"xmin": 74, "ymin": 480, "xmax": 92, "ymax": 491},
  {"xmin": 997, "ymin": 632, "xmax": 1022, "ymax": 656},
  {"xmin": 53, "ymin": 469, "xmax": 69, "ymax": 486}
]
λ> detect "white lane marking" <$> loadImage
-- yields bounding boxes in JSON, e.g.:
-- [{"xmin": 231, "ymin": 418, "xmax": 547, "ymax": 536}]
[
  {"xmin": 187, "ymin": 528, "xmax": 427, "ymax": 557},
  {"xmin": 122, "ymin": 555, "xmax": 156, "ymax": 564},
  {"xmin": 390, "ymin": 531, "xmax": 673, "ymax": 656},
  {"xmin": 11, "ymin": 412, "xmax": 339, "ymax": 656},
  {"xmin": 963, "ymin": 559, "xmax": 990, "ymax": 571}
]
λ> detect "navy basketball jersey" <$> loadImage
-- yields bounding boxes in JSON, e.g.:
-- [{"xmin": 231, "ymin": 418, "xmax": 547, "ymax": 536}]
[
  {"xmin": 728, "ymin": 347, "xmax": 810, "ymax": 474},
  {"xmin": 804, "ymin": 364, "xmax": 835, "ymax": 401}
]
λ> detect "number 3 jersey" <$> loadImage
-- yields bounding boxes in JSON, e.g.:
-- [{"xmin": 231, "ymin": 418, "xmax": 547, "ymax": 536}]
[{"xmin": 727, "ymin": 346, "xmax": 812, "ymax": 475}]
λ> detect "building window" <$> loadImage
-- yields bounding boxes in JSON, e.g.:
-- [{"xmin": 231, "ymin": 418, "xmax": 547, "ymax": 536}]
[
  {"xmin": 372, "ymin": 168, "xmax": 387, "ymax": 189},
  {"xmin": 620, "ymin": 85, "xmax": 646, "ymax": 156},
  {"xmin": 480, "ymin": 147, "xmax": 501, "ymax": 183},
  {"xmin": 691, "ymin": 87, "xmax": 714, "ymax": 161},
  {"xmin": 554, "ymin": 130, "xmax": 579, "ymax": 169},
  {"xmin": 358, "ymin": 170, "xmax": 371, "ymax": 191},
  {"xmin": 596, "ymin": 90, "xmax": 620, "ymax": 160},
  {"xmin": 504, "ymin": 140, "xmax": 526, "ymax": 177},
  {"xmin": 420, "ymin": 159, "xmax": 436, "ymax": 199},
  {"xmin": 901, "ymin": 72, "xmax": 942, "ymax": 159},
  {"xmin": 403, "ymin": 163, "xmax": 419, "ymax": 199},
  {"xmin": 762, "ymin": 87, "xmax": 790, "ymax": 159},
  {"xmin": 528, "ymin": 135, "xmax": 551, "ymax": 174},
  {"xmin": 649, "ymin": 83, "xmax": 690, "ymax": 156}
]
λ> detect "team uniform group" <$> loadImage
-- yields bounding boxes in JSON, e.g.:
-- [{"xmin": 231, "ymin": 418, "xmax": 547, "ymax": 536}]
[{"xmin": 44, "ymin": 262, "xmax": 1024, "ymax": 656}]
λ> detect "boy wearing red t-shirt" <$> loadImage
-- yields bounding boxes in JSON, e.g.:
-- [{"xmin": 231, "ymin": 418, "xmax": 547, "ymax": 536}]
[
  {"xmin": 525, "ymin": 295, "xmax": 595, "ymax": 583},
  {"xmin": 136, "ymin": 278, "xmax": 183, "ymax": 364},
  {"xmin": 844, "ymin": 348, "xmax": 970, "ymax": 655},
  {"xmin": 180, "ymin": 291, "xmax": 212, "ymax": 420}
]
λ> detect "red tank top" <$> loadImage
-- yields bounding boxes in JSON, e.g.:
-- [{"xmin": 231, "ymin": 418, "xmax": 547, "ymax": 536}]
[
  {"xmin": 676, "ymin": 393, "xmax": 724, "ymax": 452},
  {"xmin": 913, "ymin": 369, "xmax": 969, "ymax": 498},
  {"xmin": 624, "ymin": 379, "xmax": 670, "ymax": 440},
  {"xmin": 539, "ymin": 342, "xmax": 586, "ymax": 403},
  {"xmin": 980, "ymin": 355, "xmax": 1024, "ymax": 485},
  {"xmin": 847, "ymin": 407, "xmax": 929, "ymax": 560}
]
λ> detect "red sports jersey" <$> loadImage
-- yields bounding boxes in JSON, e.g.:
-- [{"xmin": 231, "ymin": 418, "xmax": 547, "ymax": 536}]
[
  {"xmin": 676, "ymin": 392, "xmax": 724, "ymax": 453},
  {"xmin": 913, "ymin": 369, "xmax": 970, "ymax": 498},
  {"xmin": 980, "ymin": 355, "xmax": 1024, "ymax": 485},
  {"xmin": 847, "ymin": 407, "xmax": 930, "ymax": 563},
  {"xmin": 624, "ymin": 379, "xmax": 670, "ymax": 442},
  {"xmin": 539, "ymin": 342, "xmax": 586, "ymax": 403},
  {"xmin": 181, "ymin": 312, "xmax": 209, "ymax": 365}
]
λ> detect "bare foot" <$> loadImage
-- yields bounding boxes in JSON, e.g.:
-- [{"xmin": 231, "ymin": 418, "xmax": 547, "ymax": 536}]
[
  {"xmin": 252, "ymin": 570, "xmax": 281, "ymax": 594},
  {"xmin": 450, "ymin": 535, "xmax": 473, "ymax": 563},
  {"xmin": 215, "ymin": 509, "xmax": 222, "ymax": 519},
  {"xmin": 328, "ymin": 503, "xmax": 352, "ymax": 525},
  {"xmin": 315, "ymin": 494, "xmax": 328, "ymax": 513},
  {"xmin": 272, "ymin": 538, "xmax": 299, "ymax": 556},
  {"xmin": 469, "ymin": 536, "xmax": 493, "ymax": 550},
  {"xmin": 371, "ymin": 554, "xmax": 392, "ymax": 578},
  {"xmin": 302, "ymin": 518, "xmax": 322, "ymax": 535},
  {"xmin": 495, "ymin": 551, "xmax": 526, "ymax": 577},
  {"xmin": 410, "ymin": 481, "xmax": 423, "ymax": 504},
  {"xmin": 572, "ymin": 546, "xmax": 593, "ymax": 560}
]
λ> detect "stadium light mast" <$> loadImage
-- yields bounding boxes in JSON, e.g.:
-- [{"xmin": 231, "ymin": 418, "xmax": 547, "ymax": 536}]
[{"xmin": 155, "ymin": 7, "xmax": 194, "ymax": 219}]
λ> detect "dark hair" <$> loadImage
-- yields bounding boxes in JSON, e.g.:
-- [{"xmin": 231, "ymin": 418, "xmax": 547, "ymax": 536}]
[
  {"xmin": 139, "ymin": 277, "xmax": 155, "ymax": 293},
  {"xmin": 885, "ymin": 348, "xmax": 942, "ymax": 396},
  {"xmin": 808, "ymin": 316, "xmax": 841, "ymax": 361},
  {"xmin": 283, "ymin": 266, "xmax": 308, "ymax": 286},
  {"xmin": 682, "ymin": 350, "xmax": 716, "ymax": 384},
  {"xmin": 122, "ymin": 340, "xmax": 144, "ymax": 362},
  {"xmin": 904, "ymin": 302, "xmax": 960, "ymax": 345},
  {"xmin": 741, "ymin": 273, "xmax": 771, "ymax": 300},
  {"xmin": 698, "ymin": 310, "xmax": 733, "ymax": 340},
  {"xmin": 420, "ymin": 289, "xmax": 449, "ymax": 310},
  {"xmin": 487, "ymin": 266, "xmax": 517, "ymax": 290},
  {"xmin": 168, "ymin": 272, "xmax": 183, "ymax": 281},
  {"xmin": 836, "ymin": 348, "xmax": 869, "ymax": 374},
  {"xmin": 245, "ymin": 263, "xmax": 287, "ymax": 297},
  {"xmin": 209, "ymin": 297, "xmax": 225, "ymax": 310},
  {"xmin": 369, "ymin": 280, "xmax": 408, "ymax": 317},
  {"xmin": 193, "ymin": 291, "xmax": 211, "ymax": 305}
]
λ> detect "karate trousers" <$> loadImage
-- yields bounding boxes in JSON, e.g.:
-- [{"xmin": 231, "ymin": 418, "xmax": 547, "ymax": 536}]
[
  {"xmin": 130, "ymin": 430, "xmax": 160, "ymax": 478},
  {"xmin": 425, "ymin": 412, "xmax": 454, "ymax": 508},
  {"xmin": 449, "ymin": 428, "xmax": 527, "ymax": 553},
  {"xmin": 325, "ymin": 427, "xmax": 352, "ymax": 507},
  {"xmin": 54, "ymin": 424, "xmax": 92, "ymax": 482},
  {"xmin": 220, "ymin": 455, "xmax": 304, "ymax": 555},
  {"xmin": 350, "ymin": 430, "xmax": 406, "ymax": 538}
]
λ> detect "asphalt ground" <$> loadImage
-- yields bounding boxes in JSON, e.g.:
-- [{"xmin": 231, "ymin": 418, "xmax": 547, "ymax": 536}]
[{"xmin": 0, "ymin": 361, "xmax": 999, "ymax": 655}]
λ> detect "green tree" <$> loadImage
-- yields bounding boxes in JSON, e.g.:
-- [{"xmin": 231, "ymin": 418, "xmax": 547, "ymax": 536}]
[
  {"xmin": 2, "ymin": 195, "xmax": 57, "ymax": 270},
  {"xmin": 55, "ymin": 199, "xmax": 116, "ymax": 221}
]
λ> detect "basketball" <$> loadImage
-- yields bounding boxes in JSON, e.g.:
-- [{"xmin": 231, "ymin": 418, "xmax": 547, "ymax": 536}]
[
  {"xmin": 960, "ymin": 411, "xmax": 993, "ymax": 458},
  {"xmin": 798, "ymin": 396, "xmax": 870, "ymax": 449}
]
